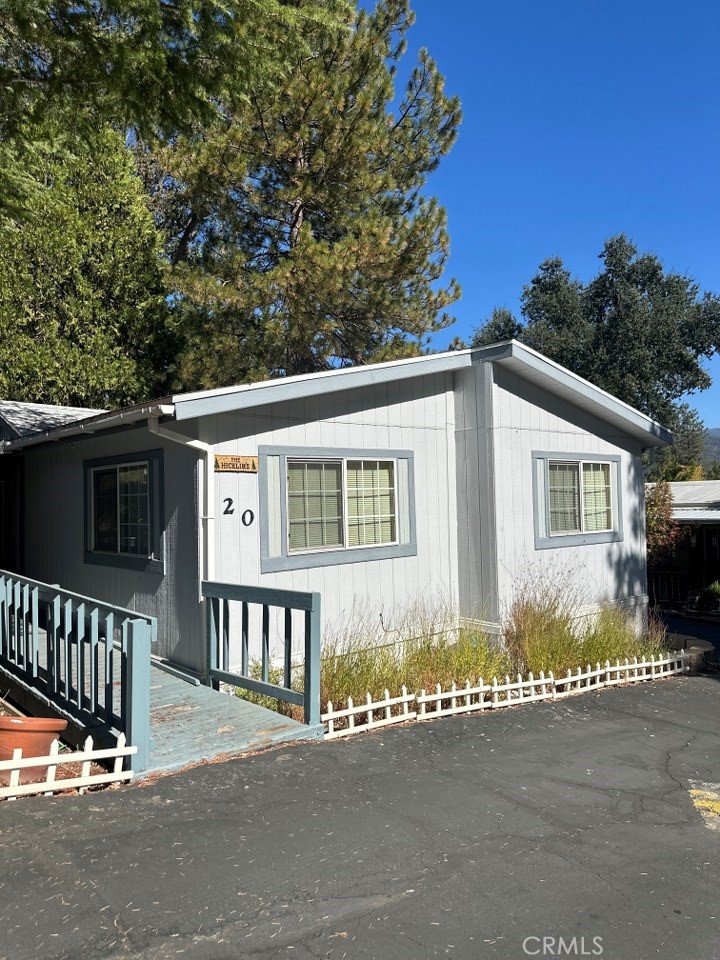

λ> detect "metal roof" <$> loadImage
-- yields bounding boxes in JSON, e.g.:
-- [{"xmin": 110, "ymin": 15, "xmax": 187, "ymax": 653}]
[
  {"xmin": 674, "ymin": 509, "xmax": 720, "ymax": 524},
  {"xmin": 1, "ymin": 341, "xmax": 673, "ymax": 451},
  {"xmin": 668, "ymin": 481, "xmax": 720, "ymax": 508}
]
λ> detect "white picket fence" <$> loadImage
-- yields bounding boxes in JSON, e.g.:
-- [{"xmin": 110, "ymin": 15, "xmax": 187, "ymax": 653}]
[
  {"xmin": 322, "ymin": 651, "xmax": 689, "ymax": 739},
  {"xmin": 0, "ymin": 734, "xmax": 136, "ymax": 800},
  {"xmin": 324, "ymin": 686, "xmax": 416, "ymax": 740}
]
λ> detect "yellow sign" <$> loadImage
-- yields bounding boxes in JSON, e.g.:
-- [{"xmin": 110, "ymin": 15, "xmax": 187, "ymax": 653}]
[{"xmin": 214, "ymin": 455, "xmax": 258, "ymax": 474}]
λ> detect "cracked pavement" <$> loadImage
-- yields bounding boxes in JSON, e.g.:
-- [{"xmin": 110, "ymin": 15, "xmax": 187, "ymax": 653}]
[{"xmin": 1, "ymin": 674, "xmax": 719, "ymax": 960}]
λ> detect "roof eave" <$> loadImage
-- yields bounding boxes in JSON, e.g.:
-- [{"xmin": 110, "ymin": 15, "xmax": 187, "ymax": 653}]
[
  {"xmin": 485, "ymin": 340, "xmax": 673, "ymax": 447},
  {"xmin": 172, "ymin": 352, "xmax": 475, "ymax": 421},
  {"xmin": 5, "ymin": 403, "xmax": 176, "ymax": 451}
]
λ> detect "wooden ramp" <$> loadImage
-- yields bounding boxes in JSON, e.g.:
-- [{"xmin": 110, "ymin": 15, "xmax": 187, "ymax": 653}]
[{"xmin": 147, "ymin": 666, "xmax": 322, "ymax": 777}]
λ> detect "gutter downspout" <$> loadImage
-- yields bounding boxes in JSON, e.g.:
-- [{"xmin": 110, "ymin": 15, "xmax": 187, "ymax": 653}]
[{"xmin": 147, "ymin": 418, "xmax": 215, "ymax": 588}]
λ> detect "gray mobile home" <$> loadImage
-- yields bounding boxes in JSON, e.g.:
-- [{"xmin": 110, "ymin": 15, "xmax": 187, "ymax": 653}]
[{"xmin": 0, "ymin": 341, "xmax": 671, "ymax": 678}]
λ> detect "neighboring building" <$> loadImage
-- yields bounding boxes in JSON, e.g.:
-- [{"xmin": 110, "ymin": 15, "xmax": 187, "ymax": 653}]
[
  {"xmin": 648, "ymin": 481, "xmax": 720, "ymax": 603},
  {"xmin": 0, "ymin": 341, "xmax": 671, "ymax": 677}
]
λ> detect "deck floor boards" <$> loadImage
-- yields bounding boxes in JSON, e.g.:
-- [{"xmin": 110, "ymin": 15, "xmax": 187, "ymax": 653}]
[
  {"xmin": 3, "ymin": 629, "xmax": 321, "ymax": 776},
  {"xmin": 146, "ymin": 667, "xmax": 322, "ymax": 776}
]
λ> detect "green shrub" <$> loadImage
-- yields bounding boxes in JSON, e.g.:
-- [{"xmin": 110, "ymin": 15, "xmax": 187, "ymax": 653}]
[
  {"xmin": 240, "ymin": 590, "xmax": 671, "ymax": 720},
  {"xmin": 320, "ymin": 601, "xmax": 509, "ymax": 709},
  {"xmin": 502, "ymin": 576, "xmax": 667, "ymax": 676},
  {"xmin": 698, "ymin": 580, "xmax": 720, "ymax": 611},
  {"xmin": 503, "ymin": 579, "xmax": 580, "ymax": 675},
  {"xmin": 233, "ymin": 661, "xmax": 299, "ymax": 718},
  {"xmin": 581, "ymin": 609, "xmax": 665, "ymax": 666}
]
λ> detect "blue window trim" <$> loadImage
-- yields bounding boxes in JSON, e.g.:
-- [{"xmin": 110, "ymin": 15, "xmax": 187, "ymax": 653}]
[
  {"xmin": 532, "ymin": 451, "xmax": 623, "ymax": 550},
  {"xmin": 258, "ymin": 445, "xmax": 417, "ymax": 573},
  {"xmin": 84, "ymin": 449, "xmax": 165, "ymax": 574}
]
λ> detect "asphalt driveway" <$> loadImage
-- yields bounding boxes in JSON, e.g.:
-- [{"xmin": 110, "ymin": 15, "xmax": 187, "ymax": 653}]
[
  {"xmin": 1, "ymin": 674, "xmax": 718, "ymax": 960},
  {"xmin": 663, "ymin": 611, "xmax": 720, "ymax": 660}
]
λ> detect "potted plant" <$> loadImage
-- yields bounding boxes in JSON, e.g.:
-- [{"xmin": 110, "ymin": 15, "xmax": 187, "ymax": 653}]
[{"xmin": 0, "ymin": 715, "xmax": 68, "ymax": 785}]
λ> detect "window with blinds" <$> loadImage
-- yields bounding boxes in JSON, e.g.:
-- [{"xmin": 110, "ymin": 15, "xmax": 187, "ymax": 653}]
[
  {"xmin": 347, "ymin": 460, "xmax": 396, "ymax": 547},
  {"xmin": 288, "ymin": 461, "xmax": 344, "ymax": 551},
  {"xmin": 287, "ymin": 458, "xmax": 397, "ymax": 553},
  {"xmin": 582, "ymin": 462, "xmax": 612, "ymax": 532},
  {"xmin": 548, "ymin": 460, "xmax": 612, "ymax": 536}
]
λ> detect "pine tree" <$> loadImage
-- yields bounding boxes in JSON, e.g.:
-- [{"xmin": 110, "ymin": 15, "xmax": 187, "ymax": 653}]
[
  {"xmin": 145, "ymin": 0, "xmax": 461, "ymax": 387},
  {"xmin": 0, "ymin": 0, "xmax": 350, "ymax": 218},
  {"xmin": 0, "ymin": 129, "xmax": 175, "ymax": 407}
]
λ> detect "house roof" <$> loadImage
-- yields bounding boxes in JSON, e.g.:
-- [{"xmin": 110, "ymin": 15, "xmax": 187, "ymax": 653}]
[
  {"xmin": 0, "ymin": 400, "xmax": 105, "ymax": 439},
  {"xmin": 169, "ymin": 340, "xmax": 672, "ymax": 445},
  {"xmin": 667, "ymin": 481, "xmax": 720, "ymax": 508},
  {"xmin": 1, "ymin": 341, "xmax": 673, "ymax": 451},
  {"xmin": 644, "ymin": 482, "xmax": 720, "ymax": 525},
  {"xmin": 674, "ymin": 509, "xmax": 720, "ymax": 524}
]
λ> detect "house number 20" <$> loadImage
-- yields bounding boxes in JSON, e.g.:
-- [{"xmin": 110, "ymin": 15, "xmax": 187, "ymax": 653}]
[{"xmin": 222, "ymin": 499, "xmax": 254, "ymax": 527}]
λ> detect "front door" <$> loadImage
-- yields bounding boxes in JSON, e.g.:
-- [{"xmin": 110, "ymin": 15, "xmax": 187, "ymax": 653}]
[{"xmin": 0, "ymin": 457, "xmax": 21, "ymax": 573}]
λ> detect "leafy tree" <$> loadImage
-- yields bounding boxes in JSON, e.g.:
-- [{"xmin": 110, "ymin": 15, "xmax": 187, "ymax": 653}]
[
  {"xmin": 0, "ymin": 128, "xmax": 175, "ymax": 407},
  {"xmin": 471, "ymin": 235, "xmax": 720, "ymax": 427},
  {"xmin": 0, "ymin": 0, "xmax": 349, "ymax": 217},
  {"xmin": 142, "ymin": 0, "xmax": 461, "ymax": 387}
]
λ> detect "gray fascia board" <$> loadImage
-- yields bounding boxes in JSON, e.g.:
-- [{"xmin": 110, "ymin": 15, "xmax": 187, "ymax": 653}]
[
  {"xmin": 173, "ymin": 353, "xmax": 474, "ymax": 420},
  {"xmin": 490, "ymin": 341, "xmax": 674, "ymax": 447},
  {"xmin": 468, "ymin": 341, "xmax": 514, "ymax": 364}
]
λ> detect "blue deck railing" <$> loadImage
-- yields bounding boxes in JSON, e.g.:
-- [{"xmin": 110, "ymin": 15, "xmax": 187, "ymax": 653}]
[
  {"xmin": 202, "ymin": 581, "xmax": 321, "ymax": 726},
  {"xmin": 0, "ymin": 570, "xmax": 156, "ymax": 770}
]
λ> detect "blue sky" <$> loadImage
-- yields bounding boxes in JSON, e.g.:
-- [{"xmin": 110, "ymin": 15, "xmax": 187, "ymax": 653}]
[{"xmin": 398, "ymin": 0, "xmax": 720, "ymax": 426}]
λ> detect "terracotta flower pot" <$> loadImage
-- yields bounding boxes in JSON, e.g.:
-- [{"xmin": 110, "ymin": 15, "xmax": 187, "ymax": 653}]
[{"xmin": 0, "ymin": 716, "xmax": 68, "ymax": 785}]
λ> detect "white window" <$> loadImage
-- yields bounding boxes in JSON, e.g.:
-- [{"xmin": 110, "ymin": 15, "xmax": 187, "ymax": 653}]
[
  {"xmin": 287, "ymin": 458, "xmax": 397, "ymax": 553},
  {"xmin": 259, "ymin": 446, "xmax": 415, "ymax": 572},
  {"xmin": 548, "ymin": 461, "xmax": 612, "ymax": 535},
  {"xmin": 533, "ymin": 453, "xmax": 622, "ymax": 549}
]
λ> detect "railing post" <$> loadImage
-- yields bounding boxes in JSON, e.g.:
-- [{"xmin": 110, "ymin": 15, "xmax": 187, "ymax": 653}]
[
  {"xmin": 124, "ymin": 618, "xmax": 152, "ymax": 772},
  {"xmin": 304, "ymin": 592, "xmax": 321, "ymax": 726},
  {"xmin": 206, "ymin": 595, "xmax": 219, "ymax": 689}
]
